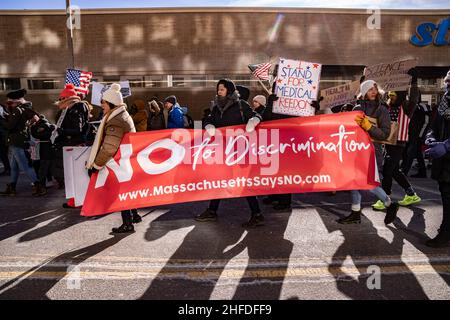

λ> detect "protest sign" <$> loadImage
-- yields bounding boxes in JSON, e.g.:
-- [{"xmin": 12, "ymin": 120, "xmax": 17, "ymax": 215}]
[
  {"xmin": 363, "ymin": 58, "xmax": 418, "ymax": 91},
  {"xmin": 91, "ymin": 81, "xmax": 132, "ymax": 106},
  {"xmin": 320, "ymin": 80, "xmax": 360, "ymax": 110}
]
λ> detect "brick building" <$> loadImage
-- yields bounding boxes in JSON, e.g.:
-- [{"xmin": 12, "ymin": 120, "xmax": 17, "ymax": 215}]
[{"xmin": 0, "ymin": 7, "xmax": 449, "ymax": 120}]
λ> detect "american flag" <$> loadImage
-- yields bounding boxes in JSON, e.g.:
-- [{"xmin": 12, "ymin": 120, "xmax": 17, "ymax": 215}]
[
  {"xmin": 397, "ymin": 105, "xmax": 410, "ymax": 141},
  {"xmin": 65, "ymin": 69, "xmax": 93, "ymax": 95},
  {"xmin": 248, "ymin": 63, "xmax": 272, "ymax": 81}
]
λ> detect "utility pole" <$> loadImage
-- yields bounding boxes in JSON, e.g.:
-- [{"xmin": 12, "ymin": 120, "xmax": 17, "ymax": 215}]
[{"xmin": 66, "ymin": 0, "xmax": 75, "ymax": 68}]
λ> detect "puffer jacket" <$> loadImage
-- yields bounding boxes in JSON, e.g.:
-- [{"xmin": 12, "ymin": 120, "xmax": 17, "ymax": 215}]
[
  {"xmin": 54, "ymin": 100, "xmax": 90, "ymax": 148},
  {"xmin": 0, "ymin": 102, "xmax": 35, "ymax": 148},
  {"xmin": 93, "ymin": 105, "xmax": 136, "ymax": 168}
]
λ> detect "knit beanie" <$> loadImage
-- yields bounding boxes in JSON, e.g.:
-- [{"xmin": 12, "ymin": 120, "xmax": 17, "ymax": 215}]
[{"xmin": 102, "ymin": 83, "xmax": 123, "ymax": 106}]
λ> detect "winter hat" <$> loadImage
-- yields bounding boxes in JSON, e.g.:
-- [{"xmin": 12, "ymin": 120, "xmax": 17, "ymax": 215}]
[
  {"xmin": 253, "ymin": 95, "xmax": 267, "ymax": 107},
  {"xmin": 359, "ymin": 80, "xmax": 384, "ymax": 98},
  {"xmin": 101, "ymin": 83, "xmax": 123, "ymax": 106},
  {"xmin": 6, "ymin": 88, "xmax": 27, "ymax": 100},
  {"xmin": 59, "ymin": 84, "xmax": 78, "ymax": 99},
  {"xmin": 217, "ymin": 78, "xmax": 236, "ymax": 96},
  {"xmin": 444, "ymin": 70, "xmax": 450, "ymax": 82},
  {"xmin": 164, "ymin": 95, "xmax": 177, "ymax": 106}
]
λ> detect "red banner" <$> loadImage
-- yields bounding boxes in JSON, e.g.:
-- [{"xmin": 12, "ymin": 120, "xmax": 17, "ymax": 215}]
[{"xmin": 81, "ymin": 112, "xmax": 379, "ymax": 216}]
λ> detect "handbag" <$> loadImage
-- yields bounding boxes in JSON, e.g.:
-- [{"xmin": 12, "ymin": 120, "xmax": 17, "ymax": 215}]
[{"xmin": 367, "ymin": 116, "xmax": 398, "ymax": 145}]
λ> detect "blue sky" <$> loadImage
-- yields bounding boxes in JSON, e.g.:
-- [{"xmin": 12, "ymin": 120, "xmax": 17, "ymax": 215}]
[{"xmin": 0, "ymin": 0, "xmax": 449, "ymax": 9}]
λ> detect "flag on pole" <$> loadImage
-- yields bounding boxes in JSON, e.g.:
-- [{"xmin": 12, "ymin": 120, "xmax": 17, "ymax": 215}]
[
  {"xmin": 248, "ymin": 63, "xmax": 272, "ymax": 81},
  {"xmin": 397, "ymin": 105, "xmax": 410, "ymax": 141},
  {"xmin": 65, "ymin": 69, "xmax": 93, "ymax": 96}
]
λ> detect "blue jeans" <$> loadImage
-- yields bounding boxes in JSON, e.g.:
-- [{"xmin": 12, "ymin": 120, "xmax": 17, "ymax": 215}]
[
  {"xmin": 8, "ymin": 146, "xmax": 38, "ymax": 185},
  {"xmin": 351, "ymin": 187, "xmax": 390, "ymax": 209}
]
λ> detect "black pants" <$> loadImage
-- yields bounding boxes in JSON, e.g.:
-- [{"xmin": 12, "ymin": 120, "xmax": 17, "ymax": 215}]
[
  {"xmin": 266, "ymin": 194, "xmax": 292, "ymax": 206},
  {"xmin": 382, "ymin": 145, "xmax": 412, "ymax": 195},
  {"xmin": 439, "ymin": 181, "xmax": 450, "ymax": 234},
  {"xmin": 38, "ymin": 159, "xmax": 53, "ymax": 186},
  {"xmin": 402, "ymin": 138, "xmax": 426, "ymax": 175},
  {"xmin": 121, "ymin": 209, "xmax": 139, "ymax": 225},
  {"xmin": 209, "ymin": 197, "xmax": 261, "ymax": 215},
  {"xmin": 0, "ymin": 144, "xmax": 10, "ymax": 172}
]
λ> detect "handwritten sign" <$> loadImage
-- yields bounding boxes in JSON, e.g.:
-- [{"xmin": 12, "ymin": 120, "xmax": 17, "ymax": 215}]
[
  {"xmin": 320, "ymin": 80, "xmax": 360, "ymax": 110},
  {"xmin": 273, "ymin": 58, "xmax": 322, "ymax": 117},
  {"xmin": 364, "ymin": 58, "xmax": 418, "ymax": 91}
]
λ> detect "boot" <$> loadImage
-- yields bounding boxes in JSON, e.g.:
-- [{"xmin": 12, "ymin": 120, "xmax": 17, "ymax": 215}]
[
  {"xmin": 32, "ymin": 182, "xmax": 46, "ymax": 196},
  {"xmin": 242, "ymin": 214, "xmax": 265, "ymax": 228},
  {"xmin": 426, "ymin": 231, "xmax": 450, "ymax": 248},
  {"xmin": 195, "ymin": 209, "xmax": 218, "ymax": 222},
  {"xmin": 0, "ymin": 183, "xmax": 16, "ymax": 196},
  {"xmin": 112, "ymin": 212, "xmax": 135, "ymax": 234},
  {"xmin": 337, "ymin": 210, "xmax": 361, "ymax": 224},
  {"xmin": 132, "ymin": 210, "xmax": 142, "ymax": 224},
  {"xmin": 384, "ymin": 202, "xmax": 399, "ymax": 225}
]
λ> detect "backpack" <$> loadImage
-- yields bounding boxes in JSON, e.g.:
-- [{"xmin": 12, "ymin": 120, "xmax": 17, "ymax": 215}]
[{"xmin": 183, "ymin": 113, "xmax": 194, "ymax": 129}]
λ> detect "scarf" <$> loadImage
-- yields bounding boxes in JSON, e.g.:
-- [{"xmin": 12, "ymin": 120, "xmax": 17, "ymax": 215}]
[
  {"xmin": 214, "ymin": 91, "xmax": 240, "ymax": 114},
  {"xmin": 438, "ymin": 91, "xmax": 450, "ymax": 120},
  {"xmin": 86, "ymin": 104, "xmax": 130, "ymax": 169}
]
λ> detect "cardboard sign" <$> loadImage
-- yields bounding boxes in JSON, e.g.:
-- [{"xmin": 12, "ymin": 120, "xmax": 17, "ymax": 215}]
[
  {"xmin": 320, "ymin": 80, "xmax": 360, "ymax": 110},
  {"xmin": 91, "ymin": 81, "xmax": 132, "ymax": 106},
  {"xmin": 363, "ymin": 58, "xmax": 418, "ymax": 91},
  {"xmin": 273, "ymin": 58, "xmax": 322, "ymax": 117}
]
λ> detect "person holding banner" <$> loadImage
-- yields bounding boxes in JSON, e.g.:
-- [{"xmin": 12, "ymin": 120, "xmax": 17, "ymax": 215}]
[
  {"xmin": 424, "ymin": 70, "xmax": 450, "ymax": 247},
  {"xmin": 86, "ymin": 83, "xmax": 141, "ymax": 233},
  {"xmin": 338, "ymin": 80, "xmax": 400, "ymax": 225},
  {"xmin": 52, "ymin": 84, "xmax": 90, "ymax": 196},
  {"xmin": 196, "ymin": 78, "xmax": 264, "ymax": 227}
]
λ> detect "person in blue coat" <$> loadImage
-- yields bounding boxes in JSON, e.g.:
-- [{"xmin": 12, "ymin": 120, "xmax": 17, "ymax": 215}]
[{"xmin": 163, "ymin": 96, "xmax": 185, "ymax": 129}]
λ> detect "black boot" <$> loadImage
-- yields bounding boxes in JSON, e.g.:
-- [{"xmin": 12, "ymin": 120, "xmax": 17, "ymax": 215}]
[
  {"xmin": 195, "ymin": 209, "xmax": 218, "ymax": 222},
  {"xmin": 384, "ymin": 202, "xmax": 399, "ymax": 225},
  {"xmin": 337, "ymin": 210, "xmax": 361, "ymax": 224},
  {"xmin": 0, "ymin": 183, "xmax": 16, "ymax": 196},
  {"xmin": 132, "ymin": 210, "xmax": 142, "ymax": 224},
  {"xmin": 112, "ymin": 211, "xmax": 135, "ymax": 234},
  {"xmin": 426, "ymin": 231, "xmax": 450, "ymax": 248},
  {"xmin": 242, "ymin": 214, "xmax": 265, "ymax": 228}
]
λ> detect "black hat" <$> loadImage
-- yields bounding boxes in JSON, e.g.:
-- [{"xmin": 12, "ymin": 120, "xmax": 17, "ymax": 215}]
[
  {"xmin": 217, "ymin": 79, "xmax": 236, "ymax": 96},
  {"xmin": 6, "ymin": 88, "xmax": 27, "ymax": 100},
  {"xmin": 164, "ymin": 95, "xmax": 177, "ymax": 105}
]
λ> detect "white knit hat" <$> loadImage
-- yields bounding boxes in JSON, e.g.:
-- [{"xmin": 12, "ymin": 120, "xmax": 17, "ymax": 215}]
[
  {"xmin": 359, "ymin": 80, "xmax": 384, "ymax": 98},
  {"xmin": 253, "ymin": 95, "xmax": 266, "ymax": 106},
  {"xmin": 444, "ymin": 70, "xmax": 450, "ymax": 82},
  {"xmin": 102, "ymin": 83, "xmax": 123, "ymax": 106}
]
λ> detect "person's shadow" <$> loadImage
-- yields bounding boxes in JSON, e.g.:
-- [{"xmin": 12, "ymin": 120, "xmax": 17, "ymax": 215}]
[
  {"xmin": 312, "ymin": 201, "xmax": 429, "ymax": 299},
  {"xmin": 387, "ymin": 206, "xmax": 450, "ymax": 286},
  {"xmin": 139, "ymin": 199, "xmax": 293, "ymax": 300},
  {"xmin": 0, "ymin": 233, "xmax": 132, "ymax": 300}
]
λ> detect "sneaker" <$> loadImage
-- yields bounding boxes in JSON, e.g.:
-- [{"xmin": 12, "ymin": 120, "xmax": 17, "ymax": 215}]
[
  {"xmin": 384, "ymin": 202, "xmax": 399, "ymax": 225},
  {"xmin": 398, "ymin": 194, "xmax": 421, "ymax": 206},
  {"xmin": 337, "ymin": 210, "xmax": 361, "ymax": 224},
  {"xmin": 242, "ymin": 214, "xmax": 265, "ymax": 228},
  {"xmin": 426, "ymin": 232, "xmax": 450, "ymax": 248},
  {"xmin": 195, "ymin": 209, "xmax": 218, "ymax": 222},
  {"xmin": 372, "ymin": 200, "xmax": 386, "ymax": 211}
]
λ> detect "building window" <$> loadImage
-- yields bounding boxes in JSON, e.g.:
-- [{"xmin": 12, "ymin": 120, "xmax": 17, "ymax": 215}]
[
  {"xmin": 172, "ymin": 76, "xmax": 186, "ymax": 88},
  {"xmin": 102, "ymin": 76, "xmax": 121, "ymax": 84},
  {"xmin": 27, "ymin": 79, "xmax": 63, "ymax": 90},
  {"xmin": 0, "ymin": 78, "xmax": 21, "ymax": 91},
  {"xmin": 144, "ymin": 75, "xmax": 167, "ymax": 88},
  {"xmin": 125, "ymin": 77, "xmax": 145, "ymax": 88},
  {"xmin": 190, "ymin": 75, "xmax": 207, "ymax": 88}
]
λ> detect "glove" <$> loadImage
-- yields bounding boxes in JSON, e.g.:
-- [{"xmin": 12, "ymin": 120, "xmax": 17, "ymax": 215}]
[
  {"xmin": 87, "ymin": 168, "xmax": 98, "ymax": 178},
  {"xmin": 268, "ymin": 94, "xmax": 279, "ymax": 104},
  {"xmin": 205, "ymin": 124, "xmax": 215, "ymax": 137},
  {"xmin": 355, "ymin": 115, "xmax": 372, "ymax": 131},
  {"xmin": 425, "ymin": 139, "xmax": 450, "ymax": 159},
  {"xmin": 310, "ymin": 100, "xmax": 320, "ymax": 112},
  {"xmin": 245, "ymin": 117, "xmax": 261, "ymax": 133},
  {"xmin": 425, "ymin": 136, "xmax": 437, "ymax": 146}
]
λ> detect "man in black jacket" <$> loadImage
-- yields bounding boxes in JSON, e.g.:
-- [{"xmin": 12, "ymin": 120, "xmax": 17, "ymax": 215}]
[
  {"xmin": 0, "ymin": 89, "xmax": 44, "ymax": 196},
  {"xmin": 196, "ymin": 79, "xmax": 264, "ymax": 228},
  {"xmin": 424, "ymin": 70, "xmax": 450, "ymax": 248}
]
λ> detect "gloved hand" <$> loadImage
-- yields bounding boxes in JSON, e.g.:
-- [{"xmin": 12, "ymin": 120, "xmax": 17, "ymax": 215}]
[
  {"xmin": 425, "ymin": 136, "xmax": 437, "ymax": 146},
  {"xmin": 87, "ymin": 168, "xmax": 98, "ymax": 178},
  {"xmin": 268, "ymin": 94, "xmax": 279, "ymax": 104},
  {"xmin": 245, "ymin": 117, "xmax": 261, "ymax": 133},
  {"xmin": 205, "ymin": 124, "xmax": 216, "ymax": 137},
  {"xmin": 425, "ymin": 139, "xmax": 450, "ymax": 159},
  {"xmin": 355, "ymin": 115, "xmax": 372, "ymax": 131}
]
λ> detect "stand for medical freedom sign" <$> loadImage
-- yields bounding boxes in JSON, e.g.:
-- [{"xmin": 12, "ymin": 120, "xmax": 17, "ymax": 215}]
[{"xmin": 273, "ymin": 58, "xmax": 322, "ymax": 117}]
